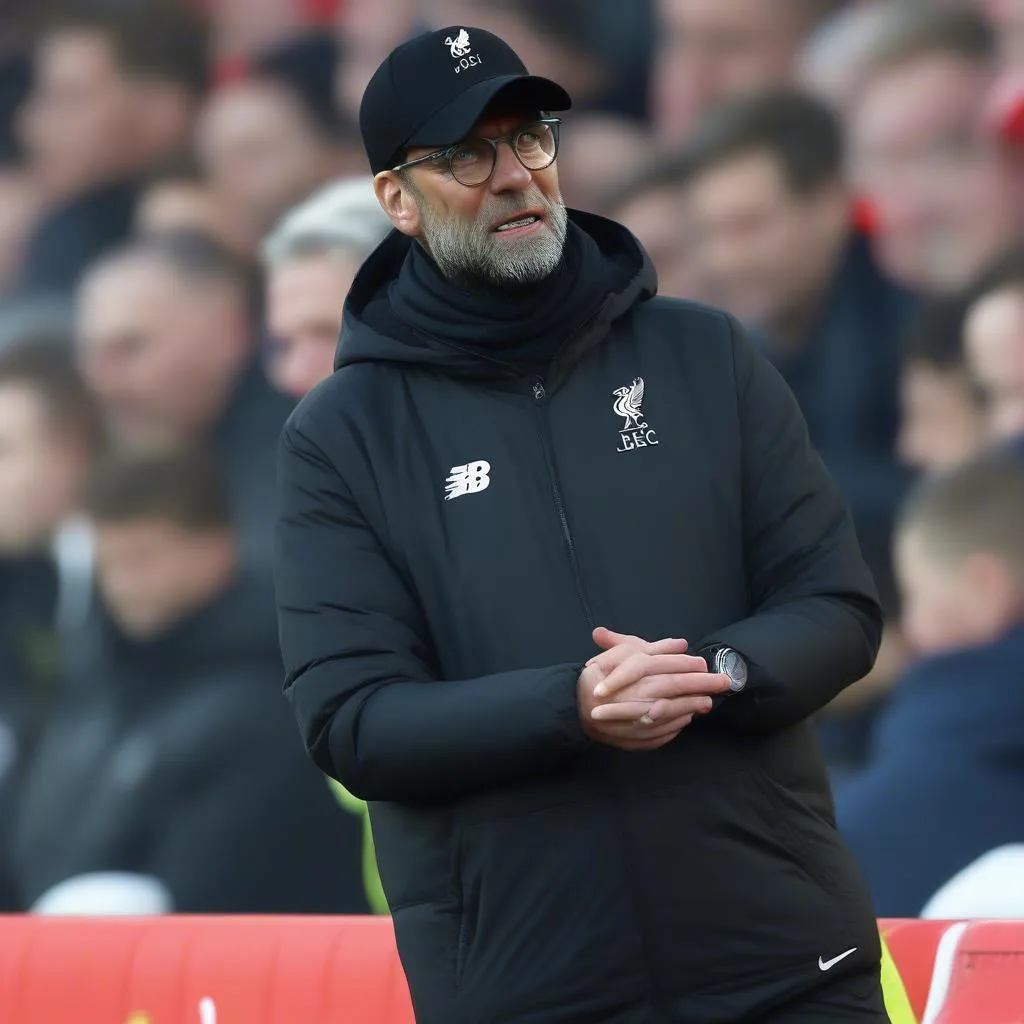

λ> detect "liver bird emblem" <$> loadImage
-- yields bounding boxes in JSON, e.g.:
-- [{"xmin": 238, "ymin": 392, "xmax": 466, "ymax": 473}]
[
  {"xmin": 446, "ymin": 29, "xmax": 472, "ymax": 58},
  {"xmin": 613, "ymin": 378, "xmax": 647, "ymax": 431}
]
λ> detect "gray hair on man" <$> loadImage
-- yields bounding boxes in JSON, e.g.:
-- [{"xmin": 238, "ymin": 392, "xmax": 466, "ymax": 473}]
[{"xmin": 261, "ymin": 176, "xmax": 393, "ymax": 269}]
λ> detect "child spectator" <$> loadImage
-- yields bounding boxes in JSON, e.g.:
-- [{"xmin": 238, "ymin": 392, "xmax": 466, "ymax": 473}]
[{"xmin": 836, "ymin": 447, "xmax": 1024, "ymax": 916}]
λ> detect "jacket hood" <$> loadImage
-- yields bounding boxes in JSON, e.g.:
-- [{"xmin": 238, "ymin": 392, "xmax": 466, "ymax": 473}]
[{"xmin": 333, "ymin": 209, "xmax": 656, "ymax": 378}]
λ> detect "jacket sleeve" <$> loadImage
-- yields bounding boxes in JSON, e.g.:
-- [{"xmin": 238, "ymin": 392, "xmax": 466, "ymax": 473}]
[
  {"xmin": 274, "ymin": 419, "xmax": 588, "ymax": 804},
  {"xmin": 699, "ymin": 314, "xmax": 883, "ymax": 733}
]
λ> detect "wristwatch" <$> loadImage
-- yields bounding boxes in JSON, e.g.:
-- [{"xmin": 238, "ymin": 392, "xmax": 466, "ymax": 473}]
[
  {"xmin": 710, "ymin": 646, "xmax": 748, "ymax": 694},
  {"xmin": 700, "ymin": 645, "xmax": 748, "ymax": 707}
]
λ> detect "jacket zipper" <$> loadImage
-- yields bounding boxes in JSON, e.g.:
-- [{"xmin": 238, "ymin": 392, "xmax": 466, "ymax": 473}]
[{"xmin": 531, "ymin": 378, "xmax": 596, "ymax": 630}]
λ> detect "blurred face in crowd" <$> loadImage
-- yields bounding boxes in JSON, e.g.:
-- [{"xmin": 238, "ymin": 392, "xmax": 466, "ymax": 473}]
[
  {"xmin": 0, "ymin": 384, "xmax": 87, "ymax": 552},
  {"xmin": 93, "ymin": 518, "xmax": 235, "ymax": 639},
  {"xmin": 654, "ymin": 0, "xmax": 816, "ymax": 139},
  {"xmin": 135, "ymin": 179, "xmax": 251, "ymax": 258},
  {"xmin": 897, "ymin": 522, "xmax": 1021, "ymax": 656},
  {"xmin": 897, "ymin": 363, "xmax": 985, "ymax": 474},
  {"xmin": 19, "ymin": 28, "xmax": 139, "ymax": 200},
  {"xmin": 77, "ymin": 257, "xmax": 249, "ymax": 448},
  {"xmin": 850, "ymin": 54, "xmax": 1017, "ymax": 293},
  {"xmin": 965, "ymin": 287, "xmax": 1024, "ymax": 441},
  {"xmin": 195, "ymin": 80, "xmax": 341, "ymax": 244},
  {"xmin": 615, "ymin": 185, "xmax": 709, "ymax": 302},
  {"xmin": 265, "ymin": 251, "xmax": 359, "ymax": 398},
  {"xmin": 378, "ymin": 111, "xmax": 568, "ymax": 292},
  {"xmin": 686, "ymin": 150, "xmax": 849, "ymax": 332}
]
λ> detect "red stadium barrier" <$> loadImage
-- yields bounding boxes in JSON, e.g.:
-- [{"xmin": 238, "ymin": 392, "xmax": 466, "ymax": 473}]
[
  {"xmin": 1, "ymin": 914, "xmax": 1023, "ymax": 1023},
  {"xmin": 923, "ymin": 920, "xmax": 1024, "ymax": 1023},
  {"xmin": 0, "ymin": 915, "xmax": 415, "ymax": 1024},
  {"xmin": 879, "ymin": 917, "xmax": 956, "ymax": 1020}
]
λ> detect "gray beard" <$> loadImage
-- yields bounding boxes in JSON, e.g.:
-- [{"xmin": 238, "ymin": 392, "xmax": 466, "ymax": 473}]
[{"xmin": 417, "ymin": 189, "xmax": 569, "ymax": 293}]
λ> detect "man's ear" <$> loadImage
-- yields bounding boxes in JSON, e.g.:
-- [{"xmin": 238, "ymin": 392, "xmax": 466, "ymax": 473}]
[{"xmin": 374, "ymin": 171, "xmax": 422, "ymax": 238}]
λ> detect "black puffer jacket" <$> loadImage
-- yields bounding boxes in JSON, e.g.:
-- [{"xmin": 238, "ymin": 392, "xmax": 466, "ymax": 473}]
[{"xmin": 275, "ymin": 212, "xmax": 883, "ymax": 1023}]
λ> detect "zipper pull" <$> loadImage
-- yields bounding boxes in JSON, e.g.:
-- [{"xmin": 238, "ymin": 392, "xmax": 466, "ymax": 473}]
[{"xmin": 532, "ymin": 379, "xmax": 546, "ymax": 402}]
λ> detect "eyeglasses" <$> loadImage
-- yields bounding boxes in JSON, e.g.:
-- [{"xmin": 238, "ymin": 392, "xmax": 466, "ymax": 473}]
[{"xmin": 392, "ymin": 118, "xmax": 561, "ymax": 187}]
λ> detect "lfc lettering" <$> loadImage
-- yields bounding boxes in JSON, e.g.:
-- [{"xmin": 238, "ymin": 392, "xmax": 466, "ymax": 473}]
[
  {"xmin": 617, "ymin": 429, "xmax": 659, "ymax": 453},
  {"xmin": 454, "ymin": 54, "xmax": 483, "ymax": 73}
]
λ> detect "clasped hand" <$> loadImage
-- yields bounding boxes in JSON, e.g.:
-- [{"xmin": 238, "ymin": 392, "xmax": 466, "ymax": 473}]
[{"xmin": 577, "ymin": 627, "xmax": 731, "ymax": 752}]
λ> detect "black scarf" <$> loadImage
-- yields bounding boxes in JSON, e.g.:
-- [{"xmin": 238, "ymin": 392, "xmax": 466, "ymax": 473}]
[{"xmin": 388, "ymin": 221, "xmax": 620, "ymax": 378}]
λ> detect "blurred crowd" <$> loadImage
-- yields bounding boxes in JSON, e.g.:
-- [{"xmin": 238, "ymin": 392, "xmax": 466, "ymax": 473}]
[{"xmin": 0, "ymin": 0, "xmax": 1022, "ymax": 921}]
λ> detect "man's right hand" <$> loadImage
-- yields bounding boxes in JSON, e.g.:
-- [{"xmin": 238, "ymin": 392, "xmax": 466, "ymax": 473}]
[{"xmin": 576, "ymin": 631, "xmax": 729, "ymax": 751}]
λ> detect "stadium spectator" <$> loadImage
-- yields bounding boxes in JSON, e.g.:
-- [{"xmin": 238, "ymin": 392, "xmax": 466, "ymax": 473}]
[
  {"xmin": 964, "ymin": 245, "xmax": 1024, "ymax": 442},
  {"xmin": 897, "ymin": 295, "xmax": 987, "ymax": 474},
  {"xmin": 600, "ymin": 148, "xmax": 711, "ymax": 302},
  {"xmin": 15, "ymin": 1, "xmax": 208, "ymax": 296},
  {"xmin": 652, "ymin": 0, "xmax": 843, "ymax": 139},
  {"xmin": 0, "ymin": 345, "xmax": 101, "ymax": 911},
  {"xmin": 848, "ymin": 6, "xmax": 1021, "ymax": 293},
  {"xmin": 681, "ymin": 89, "xmax": 913, "ymax": 619},
  {"xmin": 277, "ymin": 27, "xmax": 888, "ymax": 1023},
  {"xmin": 837, "ymin": 447, "xmax": 1024, "ymax": 917},
  {"xmin": 194, "ymin": 73, "xmax": 361, "ymax": 253},
  {"xmin": 134, "ymin": 158, "xmax": 252, "ymax": 259},
  {"xmin": 261, "ymin": 176, "xmax": 392, "ymax": 398},
  {"xmin": 75, "ymin": 233, "xmax": 294, "ymax": 576},
  {"xmin": 10, "ymin": 447, "xmax": 368, "ymax": 914}
]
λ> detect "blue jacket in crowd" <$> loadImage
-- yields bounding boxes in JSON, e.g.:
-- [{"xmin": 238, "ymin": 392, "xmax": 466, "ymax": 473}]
[{"xmin": 835, "ymin": 624, "xmax": 1024, "ymax": 917}]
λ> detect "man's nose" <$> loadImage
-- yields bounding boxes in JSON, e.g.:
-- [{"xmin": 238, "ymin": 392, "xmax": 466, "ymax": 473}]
[{"xmin": 489, "ymin": 142, "xmax": 532, "ymax": 194}]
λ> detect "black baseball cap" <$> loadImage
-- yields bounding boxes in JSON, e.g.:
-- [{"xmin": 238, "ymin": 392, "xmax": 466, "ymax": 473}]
[{"xmin": 359, "ymin": 26, "xmax": 572, "ymax": 175}]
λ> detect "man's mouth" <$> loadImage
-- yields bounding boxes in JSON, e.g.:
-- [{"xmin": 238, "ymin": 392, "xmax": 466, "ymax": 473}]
[{"xmin": 493, "ymin": 212, "xmax": 543, "ymax": 233}]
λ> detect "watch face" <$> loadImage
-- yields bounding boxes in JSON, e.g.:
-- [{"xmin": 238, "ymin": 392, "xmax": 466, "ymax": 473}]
[{"xmin": 720, "ymin": 649, "xmax": 747, "ymax": 692}]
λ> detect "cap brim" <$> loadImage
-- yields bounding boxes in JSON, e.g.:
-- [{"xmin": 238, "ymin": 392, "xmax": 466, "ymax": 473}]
[{"xmin": 405, "ymin": 75, "xmax": 572, "ymax": 150}]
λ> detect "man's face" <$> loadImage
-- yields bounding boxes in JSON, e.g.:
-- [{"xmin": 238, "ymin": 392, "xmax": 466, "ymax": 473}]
[
  {"xmin": 687, "ymin": 150, "xmax": 844, "ymax": 328},
  {"xmin": 897, "ymin": 363, "xmax": 985, "ymax": 474},
  {"xmin": 266, "ymin": 252, "xmax": 359, "ymax": 398},
  {"xmin": 19, "ymin": 29, "xmax": 138, "ymax": 198},
  {"xmin": 77, "ymin": 260, "xmax": 236, "ymax": 448},
  {"xmin": 398, "ymin": 113, "xmax": 568, "ymax": 291},
  {"xmin": 93, "ymin": 518, "xmax": 234, "ymax": 640},
  {"xmin": 654, "ymin": 0, "xmax": 811, "ymax": 139},
  {"xmin": 850, "ymin": 55, "xmax": 1015, "ymax": 292},
  {"xmin": 615, "ymin": 185, "xmax": 708, "ymax": 302},
  {"xmin": 195, "ymin": 80, "xmax": 337, "ymax": 239},
  {"xmin": 965, "ymin": 287, "xmax": 1024, "ymax": 441},
  {"xmin": 0, "ymin": 385, "xmax": 84, "ymax": 552}
]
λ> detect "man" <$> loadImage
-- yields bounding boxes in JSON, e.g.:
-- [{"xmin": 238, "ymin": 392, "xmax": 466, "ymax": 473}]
[
  {"xmin": 12, "ymin": 447, "xmax": 368, "ymax": 914},
  {"xmin": 680, "ymin": 89, "xmax": 914, "ymax": 777},
  {"xmin": 16, "ymin": 2, "xmax": 208, "ymax": 295},
  {"xmin": 76, "ymin": 232, "xmax": 294, "ymax": 576},
  {"xmin": 653, "ymin": 0, "xmax": 842, "ymax": 140},
  {"xmin": 0, "ymin": 344, "xmax": 101, "ymax": 911},
  {"xmin": 848, "ymin": 6, "xmax": 1020, "ymax": 294},
  {"xmin": 275, "ymin": 27, "xmax": 886, "ymax": 1024},
  {"xmin": 262, "ymin": 176, "xmax": 393, "ymax": 398},
  {"xmin": 964, "ymin": 247, "xmax": 1024, "ymax": 444},
  {"xmin": 194, "ymin": 73, "xmax": 360, "ymax": 255}
]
